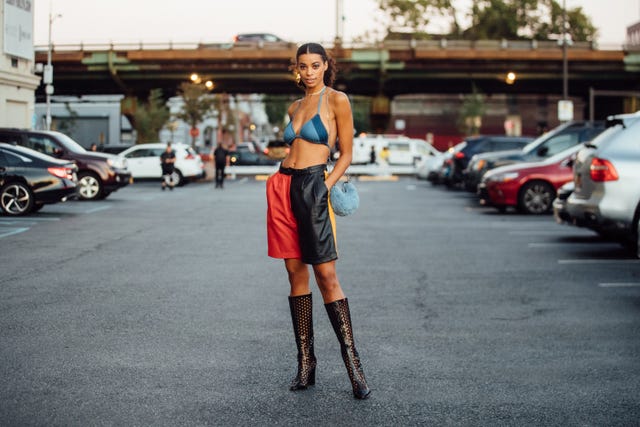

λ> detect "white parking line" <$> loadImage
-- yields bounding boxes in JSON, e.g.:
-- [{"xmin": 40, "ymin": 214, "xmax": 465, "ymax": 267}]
[
  {"xmin": 0, "ymin": 227, "xmax": 29, "ymax": 238},
  {"xmin": 559, "ymin": 259, "xmax": 640, "ymax": 265},
  {"xmin": 598, "ymin": 283, "xmax": 640, "ymax": 288},
  {"xmin": 84, "ymin": 206, "xmax": 112, "ymax": 214},
  {"xmin": 510, "ymin": 230, "xmax": 574, "ymax": 236},
  {"xmin": 528, "ymin": 242, "xmax": 620, "ymax": 248},
  {"xmin": 0, "ymin": 216, "xmax": 60, "ymax": 223}
]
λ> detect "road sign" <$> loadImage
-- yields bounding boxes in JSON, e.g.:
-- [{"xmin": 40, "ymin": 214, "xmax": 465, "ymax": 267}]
[{"xmin": 558, "ymin": 100, "xmax": 574, "ymax": 121}]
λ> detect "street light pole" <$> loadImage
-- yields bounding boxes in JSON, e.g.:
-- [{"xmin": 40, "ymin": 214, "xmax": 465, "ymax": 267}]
[
  {"xmin": 45, "ymin": 8, "xmax": 61, "ymax": 131},
  {"xmin": 562, "ymin": 0, "xmax": 568, "ymax": 100}
]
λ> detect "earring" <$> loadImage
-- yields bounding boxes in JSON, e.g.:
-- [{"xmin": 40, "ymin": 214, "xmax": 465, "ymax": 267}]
[{"xmin": 295, "ymin": 73, "xmax": 301, "ymax": 85}]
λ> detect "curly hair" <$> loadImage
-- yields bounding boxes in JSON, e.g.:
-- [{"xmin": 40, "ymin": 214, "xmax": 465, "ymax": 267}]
[{"xmin": 295, "ymin": 43, "xmax": 337, "ymax": 88}]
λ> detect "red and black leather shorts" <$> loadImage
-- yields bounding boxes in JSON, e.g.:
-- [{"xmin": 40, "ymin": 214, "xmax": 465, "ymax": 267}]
[{"xmin": 266, "ymin": 164, "xmax": 337, "ymax": 265}]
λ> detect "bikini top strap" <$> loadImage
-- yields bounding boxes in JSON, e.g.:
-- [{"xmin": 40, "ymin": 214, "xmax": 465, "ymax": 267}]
[{"xmin": 317, "ymin": 87, "xmax": 327, "ymax": 114}]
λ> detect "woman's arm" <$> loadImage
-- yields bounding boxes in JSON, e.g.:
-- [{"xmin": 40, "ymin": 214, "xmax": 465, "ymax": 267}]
[{"xmin": 325, "ymin": 90, "xmax": 353, "ymax": 189}]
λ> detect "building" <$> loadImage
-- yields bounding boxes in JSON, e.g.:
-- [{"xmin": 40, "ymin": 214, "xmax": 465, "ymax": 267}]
[{"xmin": 0, "ymin": 0, "xmax": 40, "ymax": 127}]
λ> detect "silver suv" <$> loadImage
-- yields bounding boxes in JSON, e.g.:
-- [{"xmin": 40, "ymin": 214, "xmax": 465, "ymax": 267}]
[{"xmin": 564, "ymin": 111, "xmax": 640, "ymax": 256}]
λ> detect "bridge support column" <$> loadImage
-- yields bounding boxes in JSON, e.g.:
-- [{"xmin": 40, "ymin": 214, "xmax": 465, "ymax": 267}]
[{"xmin": 370, "ymin": 94, "xmax": 390, "ymax": 133}]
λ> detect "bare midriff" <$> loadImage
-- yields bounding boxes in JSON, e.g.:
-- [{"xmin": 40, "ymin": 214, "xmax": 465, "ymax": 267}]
[{"xmin": 281, "ymin": 139, "xmax": 332, "ymax": 169}]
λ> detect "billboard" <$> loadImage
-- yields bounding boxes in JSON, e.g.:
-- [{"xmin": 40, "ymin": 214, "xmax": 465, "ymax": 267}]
[{"xmin": 4, "ymin": 0, "xmax": 34, "ymax": 60}]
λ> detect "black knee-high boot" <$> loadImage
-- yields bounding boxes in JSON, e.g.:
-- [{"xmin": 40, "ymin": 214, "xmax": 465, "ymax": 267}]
[
  {"xmin": 325, "ymin": 298, "xmax": 371, "ymax": 399},
  {"xmin": 288, "ymin": 293, "xmax": 317, "ymax": 390}
]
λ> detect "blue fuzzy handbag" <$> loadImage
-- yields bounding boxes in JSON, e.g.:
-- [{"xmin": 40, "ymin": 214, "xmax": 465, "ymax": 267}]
[{"xmin": 330, "ymin": 179, "xmax": 359, "ymax": 216}]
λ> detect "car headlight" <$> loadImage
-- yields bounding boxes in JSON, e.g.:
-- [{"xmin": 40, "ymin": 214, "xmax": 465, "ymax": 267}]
[
  {"xmin": 487, "ymin": 171, "xmax": 519, "ymax": 183},
  {"xmin": 107, "ymin": 157, "xmax": 127, "ymax": 169}
]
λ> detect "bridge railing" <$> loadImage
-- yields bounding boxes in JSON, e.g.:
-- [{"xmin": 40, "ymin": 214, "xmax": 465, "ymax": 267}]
[{"xmin": 34, "ymin": 38, "xmax": 621, "ymax": 54}]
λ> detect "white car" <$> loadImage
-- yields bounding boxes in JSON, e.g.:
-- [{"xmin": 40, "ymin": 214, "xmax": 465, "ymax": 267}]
[{"xmin": 118, "ymin": 143, "xmax": 204, "ymax": 186}]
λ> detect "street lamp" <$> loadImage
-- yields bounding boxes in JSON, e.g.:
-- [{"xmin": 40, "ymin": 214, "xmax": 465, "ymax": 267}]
[{"xmin": 45, "ymin": 10, "xmax": 62, "ymax": 130}]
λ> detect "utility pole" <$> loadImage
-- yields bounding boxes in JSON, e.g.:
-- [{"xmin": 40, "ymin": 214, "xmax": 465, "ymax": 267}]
[
  {"xmin": 562, "ymin": 0, "xmax": 568, "ymax": 100},
  {"xmin": 45, "ymin": 7, "xmax": 61, "ymax": 130}
]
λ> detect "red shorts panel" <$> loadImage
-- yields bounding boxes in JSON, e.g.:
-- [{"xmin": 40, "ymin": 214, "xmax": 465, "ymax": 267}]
[{"xmin": 266, "ymin": 172, "xmax": 301, "ymax": 259}]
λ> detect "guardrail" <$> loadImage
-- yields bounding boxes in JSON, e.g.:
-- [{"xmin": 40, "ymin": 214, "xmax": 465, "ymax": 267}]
[{"xmin": 34, "ymin": 38, "xmax": 626, "ymax": 53}]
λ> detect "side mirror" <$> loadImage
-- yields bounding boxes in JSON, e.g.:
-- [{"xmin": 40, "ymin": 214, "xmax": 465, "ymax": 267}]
[
  {"xmin": 561, "ymin": 158, "xmax": 574, "ymax": 168},
  {"xmin": 536, "ymin": 146, "xmax": 548, "ymax": 157}
]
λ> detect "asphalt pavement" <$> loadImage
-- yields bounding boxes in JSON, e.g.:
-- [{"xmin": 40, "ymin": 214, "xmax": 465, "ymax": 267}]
[{"xmin": 1, "ymin": 176, "xmax": 639, "ymax": 426}]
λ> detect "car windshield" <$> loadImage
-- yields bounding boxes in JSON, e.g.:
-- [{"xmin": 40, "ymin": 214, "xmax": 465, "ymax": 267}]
[
  {"xmin": 52, "ymin": 132, "xmax": 87, "ymax": 154},
  {"xmin": 521, "ymin": 124, "xmax": 570, "ymax": 154}
]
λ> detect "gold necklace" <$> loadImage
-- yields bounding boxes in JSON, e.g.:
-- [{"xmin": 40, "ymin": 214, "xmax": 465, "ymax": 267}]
[{"xmin": 306, "ymin": 86, "xmax": 325, "ymax": 97}]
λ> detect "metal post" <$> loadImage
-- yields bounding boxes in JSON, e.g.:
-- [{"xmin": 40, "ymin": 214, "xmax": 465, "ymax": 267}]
[
  {"xmin": 45, "ymin": 11, "xmax": 52, "ymax": 130},
  {"xmin": 562, "ymin": 0, "xmax": 568, "ymax": 100}
]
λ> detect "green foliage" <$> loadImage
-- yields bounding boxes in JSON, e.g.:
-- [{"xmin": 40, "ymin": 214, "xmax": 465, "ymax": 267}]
[
  {"xmin": 133, "ymin": 89, "xmax": 170, "ymax": 144},
  {"xmin": 377, "ymin": 0, "xmax": 597, "ymax": 42},
  {"xmin": 377, "ymin": 0, "xmax": 459, "ymax": 39},
  {"xmin": 457, "ymin": 86, "xmax": 486, "ymax": 136},
  {"xmin": 263, "ymin": 95, "xmax": 291, "ymax": 132},
  {"xmin": 174, "ymin": 82, "xmax": 217, "ymax": 145}
]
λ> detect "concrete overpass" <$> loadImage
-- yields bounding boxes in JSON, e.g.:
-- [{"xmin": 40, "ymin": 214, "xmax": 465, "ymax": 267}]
[{"xmin": 35, "ymin": 39, "xmax": 638, "ymax": 101}]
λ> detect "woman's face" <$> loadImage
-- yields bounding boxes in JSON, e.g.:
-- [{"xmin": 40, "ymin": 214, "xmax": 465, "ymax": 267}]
[{"xmin": 296, "ymin": 53, "xmax": 327, "ymax": 88}]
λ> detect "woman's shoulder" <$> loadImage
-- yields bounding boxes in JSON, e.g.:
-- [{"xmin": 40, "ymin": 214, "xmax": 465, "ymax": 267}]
[{"xmin": 327, "ymin": 88, "xmax": 350, "ymax": 108}]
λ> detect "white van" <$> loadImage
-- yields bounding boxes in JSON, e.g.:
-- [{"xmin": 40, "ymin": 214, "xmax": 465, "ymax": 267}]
[
  {"xmin": 387, "ymin": 138, "xmax": 440, "ymax": 166},
  {"xmin": 351, "ymin": 134, "xmax": 392, "ymax": 164}
]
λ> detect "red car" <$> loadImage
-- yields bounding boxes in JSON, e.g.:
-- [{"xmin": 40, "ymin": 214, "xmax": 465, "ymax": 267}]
[{"xmin": 478, "ymin": 145, "xmax": 582, "ymax": 214}]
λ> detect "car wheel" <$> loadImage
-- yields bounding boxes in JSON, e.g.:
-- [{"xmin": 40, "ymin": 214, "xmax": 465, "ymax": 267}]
[
  {"xmin": 0, "ymin": 182, "xmax": 34, "ymax": 216},
  {"xmin": 518, "ymin": 181, "xmax": 555, "ymax": 214},
  {"xmin": 173, "ymin": 169, "xmax": 185, "ymax": 186},
  {"xmin": 77, "ymin": 172, "xmax": 103, "ymax": 200}
]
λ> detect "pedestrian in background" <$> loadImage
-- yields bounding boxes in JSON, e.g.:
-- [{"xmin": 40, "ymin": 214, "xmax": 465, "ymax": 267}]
[
  {"xmin": 369, "ymin": 145, "xmax": 376, "ymax": 165},
  {"xmin": 213, "ymin": 141, "xmax": 229, "ymax": 188},
  {"xmin": 160, "ymin": 142, "xmax": 176, "ymax": 190},
  {"xmin": 266, "ymin": 42, "xmax": 371, "ymax": 399}
]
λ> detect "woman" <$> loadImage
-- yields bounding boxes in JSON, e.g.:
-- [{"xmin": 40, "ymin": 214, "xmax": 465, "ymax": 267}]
[{"xmin": 266, "ymin": 43, "xmax": 370, "ymax": 400}]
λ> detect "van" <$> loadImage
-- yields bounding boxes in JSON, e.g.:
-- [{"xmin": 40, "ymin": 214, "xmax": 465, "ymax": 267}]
[{"xmin": 387, "ymin": 138, "xmax": 440, "ymax": 166}]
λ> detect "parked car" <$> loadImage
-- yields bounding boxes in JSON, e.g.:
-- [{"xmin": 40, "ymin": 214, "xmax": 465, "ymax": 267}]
[
  {"xmin": 440, "ymin": 135, "xmax": 533, "ymax": 187},
  {"xmin": 228, "ymin": 150, "xmax": 278, "ymax": 166},
  {"xmin": 264, "ymin": 140, "xmax": 289, "ymax": 160},
  {"xmin": 387, "ymin": 138, "xmax": 440, "ymax": 166},
  {"xmin": 118, "ymin": 143, "xmax": 204, "ymax": 186},
  {"xmin": 98, "ymin": 144, "xmax": 134, "ymax": 155},
  {"xmin": 416, "ymin": 149, "xmax": 446, "ymax": 181},
  {"xmin": 552, "ymin": 181, "xmax": 575, "ymax": 224},
  {"xmin": 479, "ymin": 144, "xmax": 582, "ymax": 214},
  {"xmin": 0, "ymin": 143, "xmax": 77, "ymax": 216},
  {"xmin": 0, "ymin": 128, "xmax": 131, "ymax": 201},
  {"xmin": 463, "ymin": 121, "xmax": 606, "ymax": 192},
  {"xmin": 564, "ymin": 111, "xmax": 640, "ymax": 255}
]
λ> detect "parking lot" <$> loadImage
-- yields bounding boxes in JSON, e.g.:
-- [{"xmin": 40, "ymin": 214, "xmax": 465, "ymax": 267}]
[{"xmin": 1, "ymin": 177, "xmax": 639, "ymax": 425}]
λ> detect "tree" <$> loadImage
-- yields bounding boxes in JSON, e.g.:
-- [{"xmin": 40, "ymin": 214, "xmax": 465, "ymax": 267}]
[
  {"xmin": 377, "ymin": 0, "xmax": 460, "ymax": 39},
  {"xmin": 457, "ymin": 85, "xmax": 485, "ymax": 136},
  {"xmin": 133, "ymin": 89, "xmax": 170, "ymax": 144},
  {"xmin": 174, "ymin": 82, "xmax": 217, "ymax": 146},
  {"xmin": 263, "ymin": 95, "xmax": 291, "ymax": 135},
  {"xmin": 376, "ymin": 0, "xmax": 597, "ymax": 42}
]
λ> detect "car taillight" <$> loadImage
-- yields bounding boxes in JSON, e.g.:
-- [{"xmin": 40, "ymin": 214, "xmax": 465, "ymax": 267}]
[
  {"xmin": 590, "ymin": 158, "xmax": 618, "ymax": 182},
  {"xmin": 454, "ymin": 152, "xmax": 465, "ymax": 159},
  {"xmin": 48, "ymin": 167, "xmax": 73, "ymax": 179}
]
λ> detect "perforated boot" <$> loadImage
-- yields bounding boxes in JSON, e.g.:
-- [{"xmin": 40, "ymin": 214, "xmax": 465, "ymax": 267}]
[
  {"xmin": 288, "ymin": 293, "xmax": 317, "ymax": 390},
  {"xmin": 325, "ymin": 298, "xmax": 371, "ymax": 399}
]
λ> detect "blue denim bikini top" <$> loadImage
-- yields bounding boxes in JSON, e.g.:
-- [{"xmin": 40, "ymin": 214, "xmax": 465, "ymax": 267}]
[{"xmin": 283, "ymin": 87, "xmax": 329, "ymax": 147}]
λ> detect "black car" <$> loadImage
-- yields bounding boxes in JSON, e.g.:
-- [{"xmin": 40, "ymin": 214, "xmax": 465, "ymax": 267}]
[
  {"xmin": 0, "ymin": 143, "xmax": 77, "ymax": 216},
  {"xmin": 229, "ymin": 150, "xmax": 278, "ymax": 166},
  {"xmin": 463, "ymin": 121, "xmax": 606, "ymax": 192},
  {"xmin": 0, "ymin": 128, "xmax": 131, "ymax": 201},
  {"xmin": 441, "ymin": 135, "xmax": 533, "ymax": 187}
]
